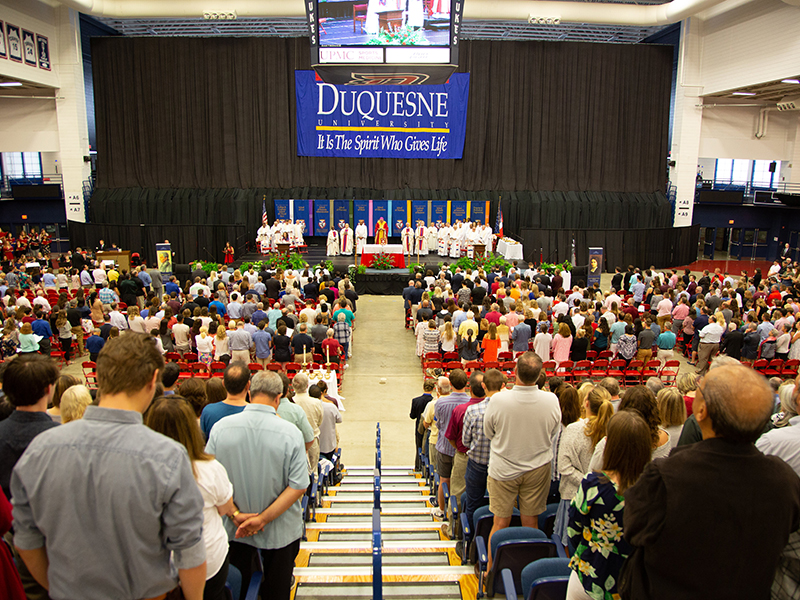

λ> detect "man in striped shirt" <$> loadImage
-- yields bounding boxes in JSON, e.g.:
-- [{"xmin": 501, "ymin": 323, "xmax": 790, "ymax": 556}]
[{"xmin": 461, "ymin": 369, "xmax": 506, "ymax": 552}]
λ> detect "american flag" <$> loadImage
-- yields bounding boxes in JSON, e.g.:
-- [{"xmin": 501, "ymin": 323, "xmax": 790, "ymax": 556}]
[
  {"xmin": 494, "ymin": 198, "xmax": 503, "ymax": 238},
  {"xmin": 261, "ymin": 198, "xmax": 268, "ymax": 226}
]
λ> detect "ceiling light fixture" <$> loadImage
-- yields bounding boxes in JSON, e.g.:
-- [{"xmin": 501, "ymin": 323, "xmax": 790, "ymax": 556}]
[
  {"xmin": 732, "ymin": 92, "xmax": 756, "ymax": 96},
  {"xmin": 0, "ymin": 82, "xmax": 23, "ymax": 87},
  {"xmin": 782, "ymin": 79, "xmax": 800, "ymax": 84}
]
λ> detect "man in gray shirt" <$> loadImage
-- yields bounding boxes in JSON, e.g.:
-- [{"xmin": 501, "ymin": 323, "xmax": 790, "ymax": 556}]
[
  {"xmin": 228, "ymin": 321, "xmax": 254, "ymax": 365},
  {"xmin": 11, "ymin": 333, "xmax": 207, "ymax": 600}
]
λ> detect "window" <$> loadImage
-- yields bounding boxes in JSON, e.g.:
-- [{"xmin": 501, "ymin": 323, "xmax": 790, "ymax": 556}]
[
  {"xmin": 1, "ymin": 152, "xmax": 43, "ymax": 179},
  {"xmin": 752, "ymin": 160, "xmax": 779, "ymax": 188},
  {"xmin": 714, "ymin": 158, "xmax": 751, "ymax": 185}
]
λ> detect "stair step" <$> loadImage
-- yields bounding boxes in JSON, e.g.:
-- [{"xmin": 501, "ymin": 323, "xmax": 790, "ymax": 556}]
[
  {"xmin": 308, "ymin": 552, "xmax": 450, "ymax": 567},
  {"xmin": 294, "ymin": 581, "xmax": 462, "ymax": 599},
  {"xmin": 346, "ymin": 466, "xmax": 415, "ymax": 470},
  {"xmin": 340, "ymin": 477, "xmax": 423, "ymax": 484},
  {"xmin": 307, "ymin": 521, "xmax": 442, "ymax": 532},
  {"xmin": 325, "ymin": 514, "xmax": 433, "ymax": 523},
  {"xmin": 316, "ymin": 508, "xmax": 433, "ymax": 516},
  {"xmin": 318, "ymin": 531, "xmax": 441, "ymax": 542},
  {"xmin": 326, "ymin": 495, "xmax": 430, "ymax": 503},
  {"xmin": 331, "ymin": 485, "xmax": 429, "ymax": 492},
  {"xmin": 295, "ymin": 565, "xmax": 474, "ymax": 581},
  {"xmin": 301, "ymin": 540, "xmax": 457, "ymax": 553}
]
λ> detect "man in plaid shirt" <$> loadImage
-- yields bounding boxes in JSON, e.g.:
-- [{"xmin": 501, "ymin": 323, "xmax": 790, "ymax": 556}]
[
  {"xmin": 461, "ymin": 368, "xmax": 505, "ymax": 552},
  {"xmin": 98, "ymin": 282, "xmax": 118, "ymax": 306},
  {"xmin": 332, "ymin": 313, "xmax": 351, "ymax": 364}
]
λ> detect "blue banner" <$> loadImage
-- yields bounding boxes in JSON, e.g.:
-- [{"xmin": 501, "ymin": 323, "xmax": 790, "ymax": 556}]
[
  {"xmin": 471, "ymin": 201, "xmax": 486, "ymax": 225},
  {"xmin": 155, "ymin": 243, "xmax": 173, "ymax": 278},
  {"xmin": 431, "ymin": 201, "xmax": 448, "ymax": 226},
  {"xmin": 333, "ymin": 200, "xmax": 350, "ymax": 231},
  {"xmin": 392, "ymin": 202, "xmax": 408, "ymax": 237},
  {"xmin": 451, "ymin": 200, "xmax": 468, "ymax": 223},
  {"xmin": 293, "ymin": 200, "xmax": 311, "ymax": 237},
  {"xmin": 296, "ymin": 71, "xmax": 470, "ymax": 159},
  {"xmin": 314, "ymin": 200, "xmax": 332, "ymax": 235},
  {"xmin": 274, "ymin": 199, "xmax": 290, "ymax": 222},
  {"xmin": 354, "ymin": 200, "xmax": 370, "ymax": 235},
  {"xmin": 411, "ymin": 201, "xmax": 428, "ymax": 227},
  {"xmin": 372, "ymin": 201, "xmax": 389, "ymax": 234}
]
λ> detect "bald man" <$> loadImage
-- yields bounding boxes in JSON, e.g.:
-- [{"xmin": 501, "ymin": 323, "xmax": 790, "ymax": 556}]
[{"xmin": 622, "ymin": 365, "xmax": 800, "ymax": 600}]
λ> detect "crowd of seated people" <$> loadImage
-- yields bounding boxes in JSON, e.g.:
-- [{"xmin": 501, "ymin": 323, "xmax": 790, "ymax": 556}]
[
  {"xmin": 409, "ymin": 256, "xmax": 800, "ymax": 599},
  {"xmin": 0, "ymin": 334, "xmax": 343, "ymax": 600}
]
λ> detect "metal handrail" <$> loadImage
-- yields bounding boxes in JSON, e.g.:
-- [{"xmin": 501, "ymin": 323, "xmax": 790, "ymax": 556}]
[{"xmin": 373, "ymin": 422, "xmax": 382, "ymax": 600}]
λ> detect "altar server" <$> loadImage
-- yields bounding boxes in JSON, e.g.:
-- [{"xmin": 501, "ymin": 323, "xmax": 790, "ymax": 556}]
[
  {"xmin": 327, "ymin": 227, "xmax": 340, "ymax": 256},
  {"xmin": 355, "ymin": 220, "xmax": 368, "ymax": 254}
]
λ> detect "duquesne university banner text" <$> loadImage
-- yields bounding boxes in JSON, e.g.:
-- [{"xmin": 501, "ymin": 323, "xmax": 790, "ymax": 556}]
[{"xmin": 295, "ymin": 70, "xmax": 470, "ymax": 159}]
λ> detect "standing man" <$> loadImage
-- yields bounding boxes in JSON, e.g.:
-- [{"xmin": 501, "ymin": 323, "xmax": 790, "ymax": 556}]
[
  {"xmin": 623, "ymin": 365, "xmax": 800, "ymax": 599},
  {"xmin": 206, "ymin": 371, "xmax": 309, "ymax": 600},
  {"xmin": 443, "ymin": 371, "xmax": 485, "ymax": 539},
  {"xmin": 410, "ymin": 380, "xmax": 436, "ymax": 471},
  {"xmin": 355, "ymin": 219, "xmax": 368, "ymax": 255},
  {"xmin": 401, "ymin": 222, "xmax": 414, "ymax": 256},
  {"xmin": 292, "ymin": 373, "xmax": 323, "ymax": 472},
  {"xmin": 483, "ymin": 352, "xmax": 560, "ymax": 570},
  {"xmin": 11, "ymin": 334, "xmax": 207, "ymax": 600},
  {"xmin": 432, "ymin": 369, "xmax": 470, "ymax": 521},
  {"xmin": 200, "ymin": 362, "xmax": 251, "ymax": 439},
  {"xmin": 462, "ymin": 369, "xmax": 505, "ymax": 553},
  {"xmin": 228, "ymin": 320, "xmax": 254, "ymax": 365},
  {"xmin": 415, "ymin": 221, "xmax": 428, "ymax": 256},
  {"xmin": 696, "ymin": 315, "xmax": 724, "ymax": 376},
  {"xmin": 340, "ymin": 222, "xmax": 354, "ymax": 256}
]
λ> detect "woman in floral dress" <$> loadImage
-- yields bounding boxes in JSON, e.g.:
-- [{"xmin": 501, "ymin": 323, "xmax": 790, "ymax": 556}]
[{"xmin": 566, "ymin": 411, "xmax": 651, "ymax": 600}]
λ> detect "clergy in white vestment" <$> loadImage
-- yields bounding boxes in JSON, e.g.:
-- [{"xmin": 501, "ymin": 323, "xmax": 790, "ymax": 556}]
[
  {"xmin": 415, "ymin": 223, "xmax": 428, "ymax": 256},
  {"xmin": 426, "ymin": 222, "xmax": 438, "ymax": 252},
  {"xmin": 340, "ymin": 224, "xmax": 354, "ymax": 255},
  {"xmin": 355, "ymin": 220, "xmax": 368, "ymax": 254},
  {"xmin": 438, "ymin": 224, "xmax": 450, "ymax": 256},
  {"xmin": 327, "ymin": 228, "xmax": 340, "ymax": 256},
  {"xmin": 401, "ymin": 223, "xmax": 414, "ymax": 255}
]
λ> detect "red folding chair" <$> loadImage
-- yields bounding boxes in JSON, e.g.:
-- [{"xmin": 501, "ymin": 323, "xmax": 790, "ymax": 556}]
[
  {"xmin": 498, "ymin": 351, "xmax": 513, "ymax": 361},
  {"xmin": 781, "ymin": 359, "xmax": 800, "ymax": 378},
  {"xmin": 183, "ymin": 352, "xmax": 198, "ymax": 363},
  {"xmin": 572, "ymin": 360, "xmax": 591, "ymax": 382},
  {"xmin": 82, "ymin": 361, "xmax": 98, "ymax": 389},
  {"xmin": 286, "ymin": 362, "xmax": 301, "ymax": 379},
  {"xmin": 442, "ymin": 352, "xmax": 459, "ymax": 361},
  {"xmin": 659, "ymin": 360, "xmax": 680, "ymax": 384},
  {"xmin": 210, "ymin": 361, "xmax": 226, "ymax": 376},
  {"xmin": 642, "ymin": 360, "xmax": 661, "ymax": 381},
  {"xmin": 589, "ymin": 359, "xmax": 609, "ymax": 379},
  {"xmin": 190, "ymin": 363, "xmax": 210, "ymax": 379},
  {"xmin": 764, "ymin": 359, "xmax": 783, "ymax": 378},
  {"xmin": 164, "ymin": 352, "xmax": 181, "ymax": 363},
  {"xmin": 753, "ymin": 359, "xmax": 769, "ymax": 376},
  {"xmin": 597, "ymin": 350, "xmax": 612, "ymax": 360},
  {"xmin": 248, "ymin": 363, "xmax": 264, "ymax": 374},
  {"xmin": 555, "ymin": 360, "xmax": 574, "ymax": 381},
  {"xmin": 267, "ymin": 363, "xmax": 283, "ymax": 372},
  {"xmin": 542, "ymin": 361, "xmax": 557, "ymax": 378},
  {"xmin": 624, "ymin": 360, "xmax": 645, "ymax": 386}
]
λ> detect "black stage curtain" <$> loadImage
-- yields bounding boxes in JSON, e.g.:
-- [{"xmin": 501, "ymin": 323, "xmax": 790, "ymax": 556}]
[
  {"xmin": 521, "ymin": 224, "xmax": 700, "ymax": 271},
  {"xmin": 92, "ymin": 37, "xmax": 671, "ymax": 194},
  {"xmin": 68, "ymin": 221, "xmax": 246, "ymax": 266}
]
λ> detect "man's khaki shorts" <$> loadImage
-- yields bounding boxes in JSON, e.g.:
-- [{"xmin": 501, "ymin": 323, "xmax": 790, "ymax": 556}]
[{"xmin": 487, "ymin": 462, "xmax": 550, "ymax": 518}]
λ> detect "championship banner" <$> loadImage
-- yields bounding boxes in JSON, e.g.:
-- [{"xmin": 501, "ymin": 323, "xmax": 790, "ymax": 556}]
[
  {"xmin": 411, "ymin": 201, "xmax": 428, "ymax": 227},
  {"xmin": 156, "ymin": 243, "xmax": 173, "ymax": 277},
  {"xmin": 274, "ymin": 199, "xmax": 290, "ymax": 222},
  {"xmin": 292, "ymin": 200, "xmax": 311, "ymax": 237},
  {"xmin": 354, "ymin": 200, "xmax": 370, "ymax": 234},
  {"xmin": 391, "ymin": 202, "xmax": 408, "ymax": 237},
  {"xmin": 451, "ymin": 200, "xmax": 468, "ymax": 223},
  {"xmin": 296, "ymin": 70, "xmax": 470, "ymax": 159},
  {"xmin": 333, "ymin": 200, "xmax": 350, "ymax": 232},
  {"xmin": 314, "ymin": 200, "xmax": 333, "ymax": 235},
  {"xmin": 372, "ymin": 200, "xmax": 389, "ymax": 233},
  {"xmin": 588, "ymin": 247, "xmax": 604, "ymax": 287},
  {"xmin": 431, "ymin": 200, "xmax": 448, "ymax": 225}
]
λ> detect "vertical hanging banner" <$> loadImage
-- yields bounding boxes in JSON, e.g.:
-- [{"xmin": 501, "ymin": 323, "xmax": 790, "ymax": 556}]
[
  {"xmin": 333, "ymin": 200, "xmax": 350, "ymax": 230},
  {"xmin": 470, "ymin": 201, "xmax": 486, "ymax": 225},
  {"xmin": 296, "ymin": 71, "xmax": 470, "ymax": 159},
  {"xmin": 411, "ymin": 201, "xmax": 428, "ymax": 227},
  {"xmin": 292, "ymin": 200, "xmax": 310, "ymax": 238},
  {"xmin": 156, "ymin": 243, "xmax": 173, "ymax": 278},
  {"xmin": 392, "ymin": 203, "xmax": 408, "ymax": 237},
  {"xmin": 274, "ymin": 200, "xmax": 290, "ymax": 222},
  {"xmin": 354, "ymin": 200, "xmax": 370, "ymax": 234},
  {"xmin": 372, "ymin": 201, "xmax": 389, "ymax": 237},
  {"xmin": 451, "ymin": 200, "xmax": 468, "ymax": 223},
  {"xmin": 431, "ymin": 201, "xmax": 448, "ymax": 225},
  {"xmin": 314, "ymin": 200, "xmax": 332, "ymax": 235},
  {"xmin": 588, "ymin": 248, "xmax": 604, "ymax": 287}
]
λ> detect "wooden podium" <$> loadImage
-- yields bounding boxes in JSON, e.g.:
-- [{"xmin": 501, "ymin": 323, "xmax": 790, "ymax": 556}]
[
  {"xmin": 275, "ymin": 243, "xmax": 291, "ymax": 255},
  {"xmin": 97, "ymin": 250, "xmax": 131, "ymax": 272},
  {"xmin": 473, "ymin": 244, "xmax": 486, "ymax": 258}
]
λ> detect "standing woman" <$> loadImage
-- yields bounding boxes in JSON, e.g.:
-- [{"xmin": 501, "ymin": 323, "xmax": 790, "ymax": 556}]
[
  {"xmin": 223, "ymin": 242, "xmax": 234, "ymax": 265},
  {"xmin": 145, "ymin": 396, "xmax": 240, "ymax": 600},
  {"xmin": 196, "ymin": 326, "xmax": 214, "ymax": 366},
  {"xmin": 554, "ymin": 385, "xmax": 614, "ymax": 545},
  {"xmin": 497, "ymin": 315, "xmax": 510, "ymax": 354},
  {"xmin": 213, "ymin": 324, "xmax": 229, "ymax": 362},
  {"xmin": 788, "ymin": 320, "xmax": 800, "ymax": 361},
  {"xmin": 458, "ymin": 326, "xmax": 479, "ymax": 364},
  {"xmin": 422, "ymin": 320, "xmax": 441, "ymax": 356},
  {"xmin": 566, "ymin": 411, "xmax": 652, "ymax": 600},
  {"xmin": 440, "ymin": 320, "xmax": 456, "ymax": 354},
  {"xmin": 55, "ymin": 310, "xmax": 74, "ymax": 365},
  {"xmin": 481, "ymin": 323, "xmax": 501, "ymax": 364},
  {"xmin": 551, "ymin": 322, "xmax": 573, "ymax": 365}
]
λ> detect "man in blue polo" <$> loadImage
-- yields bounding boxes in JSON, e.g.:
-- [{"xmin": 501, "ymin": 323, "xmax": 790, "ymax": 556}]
[{"xmin": 207, "ymin": 371, "xmax": 309, "ymax": 600}]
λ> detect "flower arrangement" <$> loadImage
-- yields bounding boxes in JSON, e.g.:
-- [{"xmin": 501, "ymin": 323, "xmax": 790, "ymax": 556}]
[
  {"xmin": 194, "ymin": 261, "xmax": 222, "ymax": 274},
  {"xmin": 371, "ymin": 253, "xmax": 395, "ymax": 270},
  {"xmin": 365, "ymin": 25, "xmax": 429, "ymax": 46}
]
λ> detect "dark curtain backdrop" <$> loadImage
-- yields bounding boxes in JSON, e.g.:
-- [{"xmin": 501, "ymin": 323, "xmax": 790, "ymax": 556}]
[
  {"xmin": 521, "ymin": 224, "xmax": 700, "ymax": 273},
  {"xmin": 92, "ymin": 37, "xmax": 672, "ymax": 193}
]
